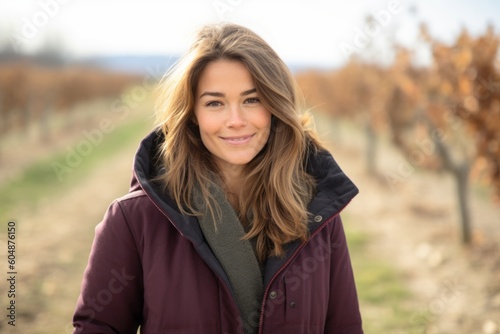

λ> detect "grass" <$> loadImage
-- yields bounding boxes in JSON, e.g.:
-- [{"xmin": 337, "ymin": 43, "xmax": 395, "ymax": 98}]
[
  {"xmin": 344, "ymin": 218, "xmax": 423, "ymax": 333},
  {"xmin": 0, "ymin": 114, "xmax": 153, "ymax": 223}
]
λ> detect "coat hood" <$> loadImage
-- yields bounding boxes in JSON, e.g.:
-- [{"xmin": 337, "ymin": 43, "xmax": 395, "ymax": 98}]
[{"xmin": 129, "ymin": 129, "xmax": 359, "ymax": 286}]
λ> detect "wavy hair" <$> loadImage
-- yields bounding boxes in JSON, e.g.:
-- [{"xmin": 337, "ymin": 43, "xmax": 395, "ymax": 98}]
[{"xmin": 155, "ymin": 23, "xmax": 323, "ymax": 261}]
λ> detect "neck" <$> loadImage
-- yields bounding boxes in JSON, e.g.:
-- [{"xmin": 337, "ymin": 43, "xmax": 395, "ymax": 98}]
[
  {"xmin": 219, "ymin": 165, "xmax": 244, "ymax": 211},
  {"xmin": 219, "ymin": 164, "xmax": 243, "ymax": 193}
]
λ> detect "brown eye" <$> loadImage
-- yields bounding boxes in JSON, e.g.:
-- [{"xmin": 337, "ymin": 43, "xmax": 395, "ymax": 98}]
[
  {"xmin": 244, "ymin": 97, "xmax": 260, "ymax": 104},
  {"xmin": 206, "ymin": 101, "xmax": 223, "ymax": 107}
]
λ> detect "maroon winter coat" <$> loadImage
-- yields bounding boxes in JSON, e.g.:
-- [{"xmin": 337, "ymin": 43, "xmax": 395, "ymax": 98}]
[{"xmin": 72, "ymin": 130, "xmax": 363, "ymax": 334}]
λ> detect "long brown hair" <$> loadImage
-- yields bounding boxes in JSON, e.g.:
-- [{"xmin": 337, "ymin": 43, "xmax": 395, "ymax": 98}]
[{"xmin": 155, "ymin": 23, "xmax": 323, "ymax": 261}]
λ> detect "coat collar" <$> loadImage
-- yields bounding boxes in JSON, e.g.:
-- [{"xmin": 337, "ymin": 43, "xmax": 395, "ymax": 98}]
[{"xmin": 130, "ymin": 129, "xmax": 359, "ymax": 287}]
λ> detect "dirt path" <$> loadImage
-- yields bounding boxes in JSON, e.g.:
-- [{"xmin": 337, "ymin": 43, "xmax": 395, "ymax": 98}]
[
  {"xmin": 330, "ymin": 129, "xmax": 500, "ymax": 333},
  {"xmin": 2, "ymin": 137, "xmax": 141, "ymax": 334}
]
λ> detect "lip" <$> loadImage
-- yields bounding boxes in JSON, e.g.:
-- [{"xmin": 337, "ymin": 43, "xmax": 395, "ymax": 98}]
[{"xmin": 220, "ymin": 134, "xmax": 255, "ymax": 145}]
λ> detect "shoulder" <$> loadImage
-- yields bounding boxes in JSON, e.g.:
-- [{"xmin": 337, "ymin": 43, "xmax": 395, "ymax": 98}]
[
  {"xmin": 115, "ymin": 189, "xmax": 149, "ymax": 208},
  {"xmin": 113, "ymin": 189, "xmax": 156, "ymax": 214},
  {"xmin": 103, "ymin": 189, "xmax": 166, "ymax": 233},
  {"xmin": 118, "ymin": 189, "xmax": 147, "ymax": 201},
  {"xmin": 98, "ymin": 189, "xmax": 180, "ymax": 253}
]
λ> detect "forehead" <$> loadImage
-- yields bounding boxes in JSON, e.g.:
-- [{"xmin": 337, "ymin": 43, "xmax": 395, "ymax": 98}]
[{"xmin": 196, "ymin": 60, "xmax": 254, "ymax": 93}]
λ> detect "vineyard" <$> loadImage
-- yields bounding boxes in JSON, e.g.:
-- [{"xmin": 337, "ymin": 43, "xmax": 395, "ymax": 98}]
[
  {"xmin": 0, "ymin": 22, "xmax": 499, "ymax": 334},
  {"xmin": 0, "ymin": 61, "xmax": 141, "ymax": 140},
  {"xmin": 296, "ymin": 24, "xmax": 500, "ymax": 245}
]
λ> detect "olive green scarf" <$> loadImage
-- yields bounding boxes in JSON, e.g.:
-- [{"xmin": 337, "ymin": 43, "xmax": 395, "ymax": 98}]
[{"xmin": 192, "ymin": 184, "xmax": 263, "ymax": 334}]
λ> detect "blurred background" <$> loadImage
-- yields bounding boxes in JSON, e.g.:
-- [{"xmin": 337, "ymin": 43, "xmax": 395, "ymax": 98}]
[{"xmin": 0, "ymin": 0, "xmax": 499, "ymax": 333}]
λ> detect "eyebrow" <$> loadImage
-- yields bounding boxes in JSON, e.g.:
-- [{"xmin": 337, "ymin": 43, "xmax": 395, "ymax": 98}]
[{"xmin": 199, "ymin": 88, "xmax": 257, "ymax": 99}]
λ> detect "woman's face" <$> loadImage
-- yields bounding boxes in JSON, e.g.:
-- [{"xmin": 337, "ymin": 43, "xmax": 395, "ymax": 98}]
[{"xmin": 194, "ymin": 60, "xmax": 272, "ymax": 176}]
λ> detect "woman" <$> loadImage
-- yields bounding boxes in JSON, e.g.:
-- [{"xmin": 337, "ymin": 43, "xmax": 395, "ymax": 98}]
[{"xmin": 73, "ymin": 23, "xmax": 363, "ymax": 334}]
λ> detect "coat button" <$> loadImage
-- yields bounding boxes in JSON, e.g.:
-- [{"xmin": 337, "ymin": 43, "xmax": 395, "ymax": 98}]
[
  {"xmin": 314, "ymin": 215, "xmax": 322, "ymax": 222},
  {"xmin": 269, "ymin": 291, "xmax": 277, "ymax": 299},
  {"xmin": 289, "ymin": 301, "xmax": 296, "ymax": 308}
]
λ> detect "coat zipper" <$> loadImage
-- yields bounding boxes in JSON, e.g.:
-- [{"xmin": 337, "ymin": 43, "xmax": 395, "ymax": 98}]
[{"xmin": 257, "ymin": 200, "xmax": 352, "ymax": 334}]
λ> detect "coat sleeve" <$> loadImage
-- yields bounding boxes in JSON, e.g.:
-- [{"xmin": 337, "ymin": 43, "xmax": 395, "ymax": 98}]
[
  {"xmin": 73, "ymin": 200, "xmax": 143, "ymax": 334},
  {"xmin": 324, "ymin": 215, "xmax": 364, "ymax": 334}
]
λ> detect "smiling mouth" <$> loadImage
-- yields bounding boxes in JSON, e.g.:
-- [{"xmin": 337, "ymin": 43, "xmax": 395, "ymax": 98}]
[{"xmin": 221, "ymin": 134, "xmax": 254, "ymax": 144}]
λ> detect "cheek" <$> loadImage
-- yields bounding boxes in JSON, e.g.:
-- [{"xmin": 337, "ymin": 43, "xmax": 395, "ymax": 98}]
[
  {"xmin": 259, "ymin": 112, "xmax": 272, "ymax": 136},
  {"xmin": 195, "ymin": 113, "xmax": 217, "ymax": 136},
  {"xmin": 262, "ymin": 126, "xmax": 272, "ymax": 146}
]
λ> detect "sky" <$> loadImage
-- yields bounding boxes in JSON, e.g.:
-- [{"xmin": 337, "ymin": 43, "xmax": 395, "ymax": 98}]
[{"xmin": 0, "ymin": 0, "xmax": 499, "ymax": 68}]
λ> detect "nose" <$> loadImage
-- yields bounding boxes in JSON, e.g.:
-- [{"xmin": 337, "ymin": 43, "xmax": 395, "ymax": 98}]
[{"xmin": 225, "ymin": 104, "xmax": 247, "ymax": 128}]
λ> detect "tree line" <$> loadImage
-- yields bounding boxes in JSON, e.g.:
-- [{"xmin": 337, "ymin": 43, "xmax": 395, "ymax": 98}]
[{"xmin": 296, "ymin": 24, "xmax": 500, "ymax": 244}]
